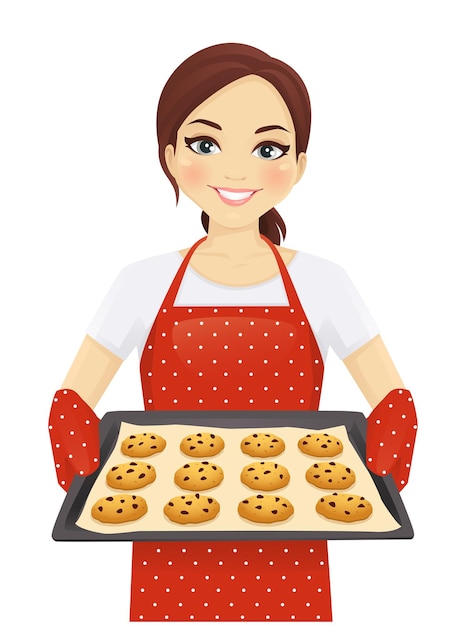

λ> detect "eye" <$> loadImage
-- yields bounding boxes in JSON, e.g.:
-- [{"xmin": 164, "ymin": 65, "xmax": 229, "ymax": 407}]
[
  {"xmin": 185, "ymin": 137, "xmax": 221, "ymax": 156},
  {"xmin": 252, "ymin": 143, "xmax": 289, "ymax": 160}
]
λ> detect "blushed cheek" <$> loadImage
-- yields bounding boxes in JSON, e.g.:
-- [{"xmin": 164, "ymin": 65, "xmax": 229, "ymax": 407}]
[
  {"xmin": 261, "ymin": 162, "xmax": 294, "ymax": 196},
  {"xmin": 178, "ymin": 159, "xmax": 208, "ymax": 192}
]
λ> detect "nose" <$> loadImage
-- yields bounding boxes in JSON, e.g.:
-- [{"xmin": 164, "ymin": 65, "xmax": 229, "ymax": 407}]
[{"xmin": 224, "ymin": 171, "xmax": 246, "ymax": 181}]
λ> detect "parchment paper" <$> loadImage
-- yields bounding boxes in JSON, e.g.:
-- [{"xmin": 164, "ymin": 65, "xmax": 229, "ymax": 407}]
[{"xmin": 76, "ymin": 422, "xmax": 400, "ymax": 534}]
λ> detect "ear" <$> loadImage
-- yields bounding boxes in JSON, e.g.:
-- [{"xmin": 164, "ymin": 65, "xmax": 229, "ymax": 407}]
[
  {"xmin": 164, "ymin": 144, "xmax": 177, "ymax": 180},
  {"xmin": 295, "ymin": 152, "xmax": 307, "ymax": 184}
]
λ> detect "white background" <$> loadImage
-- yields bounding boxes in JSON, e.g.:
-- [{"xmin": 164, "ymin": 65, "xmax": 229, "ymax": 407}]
[{"xmin": 1, "ymin": 1, "xmax": 461, "ymax": 624}]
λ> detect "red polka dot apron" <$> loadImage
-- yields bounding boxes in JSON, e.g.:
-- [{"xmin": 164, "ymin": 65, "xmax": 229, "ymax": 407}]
[{"xmin": 132, "ymin": 236, "xmax": 332, "ymax": 622}]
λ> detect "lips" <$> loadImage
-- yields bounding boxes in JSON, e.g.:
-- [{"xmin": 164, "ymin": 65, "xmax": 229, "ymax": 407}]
[{"xmin": 210, "ymin": 186, "xmax": 261, "ymax": 206}]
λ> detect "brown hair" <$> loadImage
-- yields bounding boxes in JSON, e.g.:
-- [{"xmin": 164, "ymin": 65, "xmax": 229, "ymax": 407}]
[{"xmin": 157, "ymin": 43, "xmax": 311, "ymax": 244}]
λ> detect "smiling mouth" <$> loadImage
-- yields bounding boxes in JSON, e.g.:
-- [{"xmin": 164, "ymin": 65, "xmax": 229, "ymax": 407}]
[{"xmin": 209, "ymin": 186, "xmax": 261, "ymax": 206}]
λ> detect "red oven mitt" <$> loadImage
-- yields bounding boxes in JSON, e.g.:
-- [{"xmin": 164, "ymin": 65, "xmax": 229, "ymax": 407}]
[
  {"xmin": 366, "ymin": 388, "xmax": 417, "ymax": 490},
  {"xmin": 48, "ymin": 389, "xmax": 100, "ymax": 491}
]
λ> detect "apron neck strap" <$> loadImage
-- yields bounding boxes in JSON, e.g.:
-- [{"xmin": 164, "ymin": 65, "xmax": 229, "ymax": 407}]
[{"xmin": 161, "ymin": 234, "xmax": 301, "ymax": 308}]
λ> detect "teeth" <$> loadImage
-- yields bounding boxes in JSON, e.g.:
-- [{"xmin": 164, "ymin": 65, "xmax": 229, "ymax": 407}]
[{"xmin": 217, "ymin": 189, "xmax": 253, "ymax": 201}]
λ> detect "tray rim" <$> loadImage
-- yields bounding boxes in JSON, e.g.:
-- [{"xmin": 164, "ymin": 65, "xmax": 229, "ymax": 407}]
[{"xmin": 52, "ymin": 409, "xmax": 414, "ymax": 542}]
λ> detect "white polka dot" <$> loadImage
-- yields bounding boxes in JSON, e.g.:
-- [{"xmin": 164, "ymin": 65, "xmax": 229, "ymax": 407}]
[{"xmin": 241, "ymin": 587, "xmax": 246, "ymax": 592}]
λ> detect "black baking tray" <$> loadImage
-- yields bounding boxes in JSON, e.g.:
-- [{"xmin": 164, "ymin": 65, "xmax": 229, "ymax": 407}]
[{"xmin": 52, "ymin": 410, "xmax": 414, "ymax": 541}]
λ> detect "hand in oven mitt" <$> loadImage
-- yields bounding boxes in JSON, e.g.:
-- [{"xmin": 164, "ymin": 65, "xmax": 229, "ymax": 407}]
[
  {"xmin": 48, "ymin": 389, "xmax": 100, "ymax": 491},
  {"xmin": 366, "ymin": 389, "xmax": 417, "ymax": 491}
]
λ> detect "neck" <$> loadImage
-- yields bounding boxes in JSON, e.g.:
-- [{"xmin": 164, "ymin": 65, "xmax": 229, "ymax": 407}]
[{"xmin": 200, "ymin": 220, "xmax": 270, "ymax": 261}]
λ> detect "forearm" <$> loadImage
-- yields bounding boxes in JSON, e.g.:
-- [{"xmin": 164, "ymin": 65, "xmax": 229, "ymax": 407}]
[
  {"xmin": 343, "ymin": 335, "xmax": 404, "ymax": 408},
  {"xmin": 61, "ymin": 334, "xmax": 123, "ymax": 409}
]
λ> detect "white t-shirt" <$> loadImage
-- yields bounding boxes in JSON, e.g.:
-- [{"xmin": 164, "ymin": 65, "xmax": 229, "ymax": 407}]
[{"xmin": 87, "ymin": 250, "xmax": 379, "ymax": 364}]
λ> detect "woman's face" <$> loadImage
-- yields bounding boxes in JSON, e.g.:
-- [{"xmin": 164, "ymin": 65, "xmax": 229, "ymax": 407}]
[{"xmin": 165, "ymin": 75, "xmax": 306, "ymax": 231}]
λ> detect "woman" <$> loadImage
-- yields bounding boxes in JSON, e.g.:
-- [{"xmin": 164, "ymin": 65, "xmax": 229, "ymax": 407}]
[{"xmin": 49, "ymin": 43, "xmax": 417, "ymax": 622}]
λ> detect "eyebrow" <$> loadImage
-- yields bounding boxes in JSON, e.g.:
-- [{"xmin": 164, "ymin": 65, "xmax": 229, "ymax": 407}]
[
  {"xmin": 188, "ymin": 118, "xmax": 222, "ymax": 130},
  {"xmin": 255, "ymin": 124, "xmax": 289, "ymax": 134}
]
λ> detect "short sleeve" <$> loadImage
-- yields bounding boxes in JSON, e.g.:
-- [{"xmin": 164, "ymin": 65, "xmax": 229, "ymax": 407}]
[
  {"xmin": 86, "ymin": 253, "xmax": 182, "ymax": 360},
  {"xmin": 289, "ymin": 253, "xmax": 380, "ymax": 361}
]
